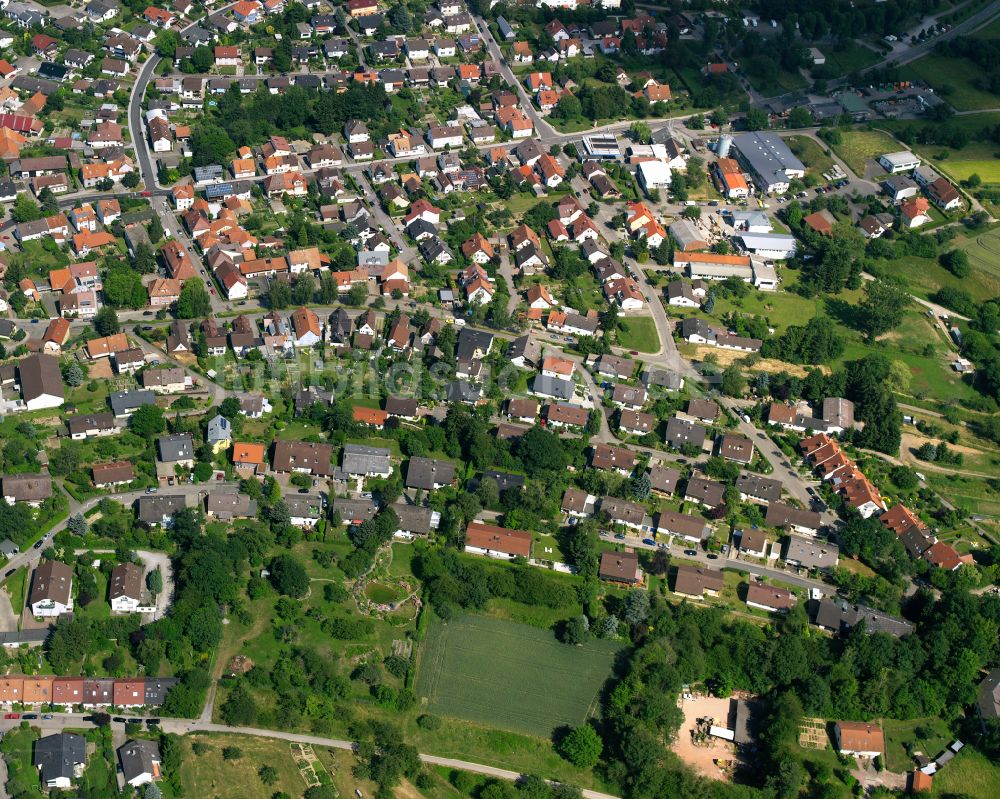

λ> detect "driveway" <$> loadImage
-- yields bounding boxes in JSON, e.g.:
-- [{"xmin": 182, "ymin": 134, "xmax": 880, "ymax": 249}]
[{"xmin": 0, "ymin": 588, "xmax": 16, "ymax": 633}]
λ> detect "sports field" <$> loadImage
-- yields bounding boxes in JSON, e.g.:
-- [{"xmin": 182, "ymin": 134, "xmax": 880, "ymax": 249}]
[{"xmin": 415, "ymin": 614, "xmax": 620, "ymax": 737}]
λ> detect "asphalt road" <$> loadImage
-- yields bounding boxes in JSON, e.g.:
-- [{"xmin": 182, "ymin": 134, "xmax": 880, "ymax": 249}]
[{"xmin": 600, "ymin": 531, "xmax": 832, "ymax": 595}]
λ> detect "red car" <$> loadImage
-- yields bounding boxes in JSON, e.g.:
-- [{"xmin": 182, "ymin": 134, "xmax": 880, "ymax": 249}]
[
  {"xmin": 4, "ymin": 713, "xmax": 20, "ymax": 719},
  {"xmin": 141, "ymin": 190, "xmax": 151, "ymax": 197}
]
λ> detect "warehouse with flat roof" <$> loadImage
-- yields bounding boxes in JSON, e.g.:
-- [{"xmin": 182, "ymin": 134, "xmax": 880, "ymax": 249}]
[{"xmin": 731, "ymin": 132, "xmax": 805, "ymax": 194}]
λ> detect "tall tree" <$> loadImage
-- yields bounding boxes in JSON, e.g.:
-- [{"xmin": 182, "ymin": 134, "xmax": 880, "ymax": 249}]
[{"xmin": 857, "ymin": 280, "xmax": 909, "ymax": 341}]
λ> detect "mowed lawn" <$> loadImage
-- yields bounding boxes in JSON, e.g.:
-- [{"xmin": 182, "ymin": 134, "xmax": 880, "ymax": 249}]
[
  {"xmin": 905, "ymin": 54, "xmax": 999, "ymax": 111},
  {"xmin": 178, "ymin": 734, "xmax": 309, "ymax": 799},
  {"xmin": 831, "ymin": 129, "xmax": 900, "ymax": 176},
  {"xmin": 415, "ymin": 614, "xmax": 620, "ymax": 738},
  {"xmin": 616, "ymin": 315, "xmax": 661, "ymax": 353}
]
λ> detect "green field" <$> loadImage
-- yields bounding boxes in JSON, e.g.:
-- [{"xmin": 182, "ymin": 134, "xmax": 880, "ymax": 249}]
[
  {"xmin": 874, "ymin": 247, "xmax": 1000, "ymax": 304},
  {"xmin": 616, "ymin": 315, "xmax": 661, "ymax": 353},
  {"xmin": 905, "ymin": 53, "xmax": 1000, "ymax": 111},
  {"xmin": 415, "ymin": 614, "xmax": 620, "ymax": 738},
  {"xmin": 883, "ymin": 717, "xmax": 951, "ymax": 773},
  {"xmin": 179, "ymin": 734, "xmax": 314, "ymax": 799},
  {"xmin": 819, "ymin": 42, "xmax": 881, "ymax": 76},
  {"xmin": 930, "ymin": 748, "xmax": 1000, "ymax": 799},
  {"xmin": 786, "ymin": 135, "xmax": 835, "ymax": 176},
  {"xmin": 959, "ymin": 227, "xmax": 1000, "ymax": 284},
  {"xmin": 830, "ymin": 129, "xmax": 901, "ymax": 176},
  {"xmin": 943, "ymin": 159, "xmax": 1000, "ymax": 183}
]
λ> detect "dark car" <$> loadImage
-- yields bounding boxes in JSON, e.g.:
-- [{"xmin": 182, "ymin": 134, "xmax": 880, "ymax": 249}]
[
  {"xmin": 707, "ymin": 553, "xmax": 719, "ymax": 560},
  {"xmin": 4, "ymin": 569, "xmax": 14, "ymax": 578},
  {"xmin": 683, "ymin": 549, "xmax": 698, "ymax": 557},
  {"xmin": 113, "ymin": 717, "xmax": 127, "ymax": 723},
  {"xmin": 22, "ymin": 713, "xmax": 37, "ymax": 719},
  {"xmin": 642, "ymin": 538, "xmax": 655, "ymax": 546},
  {"xmin": 33, "ymin": 540, "xmax": 44, "ymax": 549},
  {"xmin": 613, "ymin": 533, "xmax": 625, "ymax": 540},
  {"xmin": 146, "ymin": 718, "xmax": 161, "ymax": 725}
]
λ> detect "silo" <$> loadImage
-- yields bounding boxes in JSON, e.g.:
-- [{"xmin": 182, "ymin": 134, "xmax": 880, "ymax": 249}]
[{"xmin": 717, "ymin": 135, "xmax": 733, "ymax": 157}]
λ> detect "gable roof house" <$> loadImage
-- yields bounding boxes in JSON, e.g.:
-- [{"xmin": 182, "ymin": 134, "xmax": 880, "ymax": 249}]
[
  {"xmin": 30, "ymin": 560, "xmax": 74, "ymax": 618},
  {"xmin": 34, "ymin": 733, "xmax": 86, "ymax": 789},
  {"xmin": 405, "ymin": 457, "xmax": 456, "ymax": 490},
  {"xmin": 465, "ymin": 520, "xmax": 531, "ymax": 560},
  {"xmin": 118, "ymin": 739, "xmax": 161, "ymax": 788}
]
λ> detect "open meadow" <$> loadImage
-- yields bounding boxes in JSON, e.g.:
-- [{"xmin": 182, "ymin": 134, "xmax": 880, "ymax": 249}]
[
  {"xmin": 414, "ymin": 614, "xmax": 620, "ymax": 738},
  {"xmin": 830, "ymin": 129, "xmax": 900, "ymax": 176}
]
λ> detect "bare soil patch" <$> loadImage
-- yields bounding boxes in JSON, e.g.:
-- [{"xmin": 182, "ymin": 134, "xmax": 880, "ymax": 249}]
[
  {"xmin": 672, "ymin": 695, "xmax": 744, "ymax": 781},
  {"xmin": 691, "ymin": 346, "xmax": 828, "ymax": 377}
]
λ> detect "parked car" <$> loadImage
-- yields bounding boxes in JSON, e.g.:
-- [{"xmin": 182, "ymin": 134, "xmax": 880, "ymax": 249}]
[
  {"xmin": 4, "ymin": 713, "xmax": 20, "ymax": 719},
  {"xmin": 683, "ymin": 549, "xmax": 698, "ymax": 557}
]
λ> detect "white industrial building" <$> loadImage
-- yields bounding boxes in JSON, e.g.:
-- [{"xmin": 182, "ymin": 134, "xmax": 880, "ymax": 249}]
[
  {"xmin": 740, "ymin": 233, "xmax": 797, "ymax": 260},
  {"xmin": 637, "ymin": 160, "xmax": 671, "ymax": 193},
  {"xmin": 878, "ymin": 151, "xmax": 921, "ymax": 174}
]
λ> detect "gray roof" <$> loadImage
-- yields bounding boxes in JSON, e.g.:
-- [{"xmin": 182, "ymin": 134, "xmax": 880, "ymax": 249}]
[
  {"xmin": 144, "ymin": 677, "xmax": 179, "ymax": 705},
  {"xmin": 34, "ymin": 733, "xmax": 86, "ymax": 785},
  {"xmin": 110, "ymin": 389, "xmax": 156, "ymax": 416},
  {"xmin": 342, "ymin": 444, "xmax": 392, "ymax": 476},
  {"xmin": 765, "ymin": 502, "xmax": 821, "ymax": 532},
  {"xmin": 811, "ymin": 597, "xmax": 913, "ymax": 638},
  {"xmin": 206, "ymin": 491, "xmax": 257, "ymax": 517},
  {"xmin": 392, "ymin": 503, "xmax": 437, "ymax": 534},
  {"xmin": 978, "ymin": 669, "xmax": 1000, "ymax": 720},
  {"xmin": 157, "ymin": 433, "xmax": 193, "ymax": 462},
  {"xmin": 446, "ymin": 380, "xmax": 482, "ymax": 404},
  {"xmin": 118, "ymin": 739, "xmax": 160, "ymax": 784},
  {"xmin": 735, "ymin": 472, "xmax": 782, "ymax": 503},
  {"xmin": 406, "ymin": 457, "xmax": 456, "ymax": 490},
  {"xmin": 732, "ymin": 132, "xmax": 805, "ymax": 186},
  {"xmin": 669, "ymin": 219, "xmax": 707, "ymax": 250},
  {"xmin": 531, "ymin": 374, "xmax": 574, "ymax": 400},
  {"xmin": 782, "ymin": 534, "xmax": 838, "ymax": 570},
  {"xmin": 136, "ymin": 494, "xmax": 187, "ymax": 525},
  {"xmin": 666, "ymin": 417, "xmax": 706, "ymax": 449},
  {"xmin": 684, "ymin": 475, "xmax": 724, "ymax": 507},
  {"xmin": 456, "ymin": 327, "xmax": 494, "ymax": 360},
  {"xmin": 641, "ymin": 369, "xmax": 684, "ymax": 390},
  {"xmin": 206, "ymin": 414, "xmax": 231, "ymax": 443},
  {"xmin": 333, "ymin": 497, "xmax": 377, "ymax": 524},
  {"xmin": 285, "ymin": 493, "xmax": 323, "ymax": 520}
]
